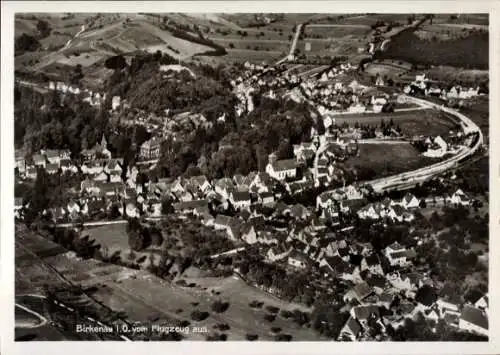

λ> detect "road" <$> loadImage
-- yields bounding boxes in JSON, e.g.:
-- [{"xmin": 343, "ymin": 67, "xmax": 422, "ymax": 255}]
[
  {"xmin": 357, "ymin": 139, "xmax": 411, "ymax": 145},
  {"xmin": 364, "ymin": 95, "xmax": 483, "ymax": 193},
  {"xmin": 56, "ymin": 219, "xmax": 127, "ymax": 228},
  {"xmin": 306, "ymin": 24, "xmax": 371, "ymax": 29},
  {"xmin": 313, "ymin": 135, "xmax": 328, "ymax": 184},
  {"xmin": 15, "ymin": 303, "xmax": 48, "ymax": 329},
  {"xmin": 276, "ymin": 23, "xmax": 303, "ymax": 65}
]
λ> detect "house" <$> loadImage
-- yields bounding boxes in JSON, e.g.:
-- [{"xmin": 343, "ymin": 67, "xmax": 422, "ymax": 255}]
[
  {"xmin": 265, "ymin": 154, "xmax": 298, "ymax": 181},
  {"xmin": 214, "ymin": 178, "xmax": 235, "ymax": 200},
  {"xmin": 93, "ymin": 171, "xmax": 109, "ymax": 182},
  {"xmin": 339, "ymin": 316, "xmax": 363, "ymax": 341},
  {"xmin": 287, "ymin": 250, "xmax": 311, "ymax": 269},
  {"xmin": 343, "ymin": 282, "xmax": 373, "ymax": 304},
  {"xmin": 67, "ymin": 200, "xmax": 81, "ymax": 215},
  {"xmin": 173, "ymin": 199, "xmax": 208, "ymax": 214},
  {"xmin": 400, "ymin": 193, "xmax": 420, "ymax": 209},
  {"xmin": 249, "ymin": 173, "xmax": 272, "ymax": 194},
  {"xmin": 343, "ymin": 185, "xmax": 364, "ymax": 200},
  {"xmin": 230, "ymin": 191, "xmax": 252, "ymax": 210},
  {"xmin": 122, "ymin": 201, "xmax": 140, "ymax": 218},
  {"xmin": 258, "ymin": 191, "xmax": 275, "ymax": 206},
  {"xmin": 42, "ymin": 149, "xmax": 70, "ymax": 165},
  {"xmin": 386, "ymin": 246, "xmax": 417, "ymax": 267},
  {"xmin": 14, "ymin": 198, "xmax": 24, "ymax": 218},
  {"xmin": 448, "ymin": 189, "xmax": 470, "ymax": 206},
  {"xmin": 213, "ymin": 215, "xmax": 243, "ymax": 241},
  {"xmin": 139, "ymin": 137, "xmax": 163, "ymax": 160},
  {"xmin": 266, "ymin": 244, "xmax": 292, "ymax": 262},
  {"xmin": 361, "ymin": 253, "xmax": 384, "ymax": 275},
  {"xmin": 350, "ymin": 305, "xmax": 381, "ymax": 326},
  {"xmin": 241, "ymin": 224, "xmax": 258, "ymax": 244},
  {"xmin": 357, "ymin": 204, "xmax": 380, "ymax": 220},
  {"xmin": 384, "ymin": 242, "xmax": 407, "ymax": 265},
  {"xmin": 387, "ymin": 272, "xmax": 423, "ymax": 291},
  {"xmin": 189, "ymin": 175, "xmax": 212, "ymax": 194},
  {"xmin": 436, "ymin": 299, "xmax": 460, "ymax": 317},
  {"xmin": 104, "ymin": 160, "xmax": 123, "ymax": 176},
  {"xmin": 319, "ymin": 256, "xmax": 361, "ymax": 282},
  {"xmin": 144, "ymin": 198, "xmax": 162, "ymax": 217},
  {"xmin": 32, "ymin": 154, "xmax": 46, "ymax": 168},
  {"xmin": 459, "ymin": 305, "xmax": 488, "ymax": 337},
  {"xmin": 45, "ymin": 163, "xmax": 59, "ymax": 175},
  {"xmin": 290, "ymin": 204, "xmax": 311, "ymax": 220},
  {"xmin": 81, "ymin": 161, "xmax": 105, "ymax": 175},
  {"xmin": 60, "ymin": 159, "xmax": 78, "ymax": 174},
  {"xmin": 81, "ymin": 135, "xmax": 111, "ymax": 161},
  {"xmin": 474, "ymin": 294, "xmax": 489, "ymax": 314}
]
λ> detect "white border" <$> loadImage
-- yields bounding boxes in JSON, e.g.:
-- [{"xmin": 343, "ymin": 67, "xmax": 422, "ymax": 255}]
[{"xmin": 1, "ymin": 1, "xmax": 499, "ymax": 355}]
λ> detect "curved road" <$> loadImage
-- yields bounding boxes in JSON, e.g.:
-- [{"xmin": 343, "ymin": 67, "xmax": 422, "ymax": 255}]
[{"xmin": 363, "ymin": 95, "xmax": 483, "ymax": 193}]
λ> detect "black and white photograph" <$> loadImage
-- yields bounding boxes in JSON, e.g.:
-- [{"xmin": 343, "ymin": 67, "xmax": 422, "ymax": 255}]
[{"xmin": 1, "ymin": 1, "xmax": 498, "ymax": 352}]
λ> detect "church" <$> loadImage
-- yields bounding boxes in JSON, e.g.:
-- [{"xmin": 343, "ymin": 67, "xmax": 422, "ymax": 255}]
[{"xmin": 81, "ymin": 134, "xmax": 112, "ymax": 161}]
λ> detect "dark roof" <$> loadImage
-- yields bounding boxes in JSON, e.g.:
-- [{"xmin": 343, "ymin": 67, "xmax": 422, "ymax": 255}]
[
  {"xmin": 345, "ymin": 317, "xmax": 362, "ymax": 335},
  {"xmin": 338, "ymin": 247, "xmax": 350, "ymax": 257},
  {"xmin": 352, "ymin": 305, "xmax": 380, "ymax": 320},
  {"xmin": 46, "ymin": 163, "xmax": 59, "ymax": 171},
  {"xmin": 350, "ymin": 282, "xmax": 372, "ymax": 300},
  {"xmin": 232, "ymin": 190, "xmax": 251, "ymax": 202},
  {"xmin": 272, "ymin": 159, "xmax": 298, "ymax": 171},
  {"xmin": 366, "ymin": 274, "xmax": 386, "ymax": 289},
  {"xmin": 214, "ymin": 214, "xmax": 232, "ymax": 227},
  {"xmin": 460, "ymin": 305, "xmax": 488, "ymax": 330},
  {"xmin": 387, "ymin": 242, "xmax": 405, "ymax": 251},
  {"xmin": 365, "ymin": 253, "xmax": 381, "ymax": 266},
  {"xmin": 174, "ymin": 199, "xmax": 208, "ymax": 211}
]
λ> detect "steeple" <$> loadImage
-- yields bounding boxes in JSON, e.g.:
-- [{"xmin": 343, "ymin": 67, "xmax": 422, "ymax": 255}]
[{"xmin": 101, "ymin": 134, "xmax": 107, "ymax": 149}]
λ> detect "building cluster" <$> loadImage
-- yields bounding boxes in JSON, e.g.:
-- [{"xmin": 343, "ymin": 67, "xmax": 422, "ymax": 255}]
[
  {"xmin": 404, "ymin": 74, "xmax": 483, "ymax": 102},
  {"xmin": 47, "ymin": 81, "xmax": 108, "ymax": 107}
]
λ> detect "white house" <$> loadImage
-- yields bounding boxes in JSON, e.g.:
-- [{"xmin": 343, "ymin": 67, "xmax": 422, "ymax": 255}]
[
  {"xmin": 287, "ymin": 250, "xmax": 310, "ymax": 269},
  {"xmin": 400, "ymin": 193, "xmax": 420, "ymax": 209},
  {"xmin": 266, "ymin": 156, "xmax": 298, "ymax": 181},
  {"xmin": 230, "ymin": 191, "xmax": 252, "ymax": 210}
]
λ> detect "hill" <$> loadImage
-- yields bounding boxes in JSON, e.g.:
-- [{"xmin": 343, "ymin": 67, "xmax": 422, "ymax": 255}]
[{"xmin": 378, "ymin": 28, "xmax": 488, "ymax": 70}]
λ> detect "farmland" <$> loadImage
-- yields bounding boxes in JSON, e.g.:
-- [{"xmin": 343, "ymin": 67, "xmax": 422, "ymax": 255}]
[
  {"xmin": 15, "ymin": 223, "xmax": 325, "ymax": 341},
  {"xmin": 340, "ymin": 143, "xmax": 444, "ymax": 179}
]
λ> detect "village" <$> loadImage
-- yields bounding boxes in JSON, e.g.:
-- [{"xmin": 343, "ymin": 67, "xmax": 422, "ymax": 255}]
[{"xmin": 14, "ymin": 59, "xmax": 488, "ymax": 341}]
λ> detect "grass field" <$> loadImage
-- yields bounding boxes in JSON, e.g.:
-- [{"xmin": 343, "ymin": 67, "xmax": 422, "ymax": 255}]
[
  {"xmin": 341, "ymin": 143, "xmax": 444, "ymax": 179},
  {"xmin": 334, "ymin": 109, "xmax": 459, "ymax": 137},
  {"xmin": 16, "ymin": 224, "xmax": 325, "ymax": 340}
]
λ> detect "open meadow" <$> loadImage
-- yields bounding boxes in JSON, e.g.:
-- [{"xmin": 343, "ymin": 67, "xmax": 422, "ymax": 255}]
[{"xmin": 341, "ymin": 143, "xmax": 445, "ymax": 179}]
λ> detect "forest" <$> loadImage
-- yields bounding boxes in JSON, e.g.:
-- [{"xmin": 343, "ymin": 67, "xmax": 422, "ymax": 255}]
[{"xmin": 378, "ymin": 30, "xmax": 488, "ymax": 70}]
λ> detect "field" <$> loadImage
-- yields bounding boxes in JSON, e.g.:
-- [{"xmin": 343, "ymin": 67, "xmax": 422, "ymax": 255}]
[
  {"xmin": 341, "ymin": 143, "xmax": 444, "ymax": 179},
  {"xmin": 334, "ymin": 108, "xmax": 460, "ymax": 137},
  {"xmin": 364, "ymin": 59, "xmax": 413, "ymax": 78},
  {"xmin": 16, "ymin": 224, "xmax": 325, "ymax": 341},
  {"xmin": 84, "ymin": 222, "xmax": 164, "ymax": 268}
]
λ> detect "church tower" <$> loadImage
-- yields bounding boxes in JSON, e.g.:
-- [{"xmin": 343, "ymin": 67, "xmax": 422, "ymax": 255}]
[{"xmin": 101, "ymin": 134, "xmax": 107, "ymax": 149}]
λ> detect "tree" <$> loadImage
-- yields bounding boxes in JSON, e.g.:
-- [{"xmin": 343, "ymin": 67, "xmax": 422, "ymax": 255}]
[
  {"xmin": 104, "ymin": 55, "xmax": 127, "ymax": 70},
  {"xmin": 36, "ymin": 19, "xmax": 52, "ymax": 38},
  {"xmin": 211, "ymin": 300, "xmax": 230, "ymax": 313},
  {"xmin": 15, "ymin": 33, "xmax": 41, "ymax": 53}
]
